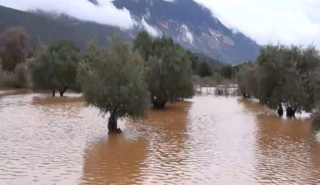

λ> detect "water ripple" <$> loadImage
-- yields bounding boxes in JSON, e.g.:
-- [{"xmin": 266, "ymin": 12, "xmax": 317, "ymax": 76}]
[{"xmin": 0, "ymin": 90, "xmax": 320, "ymax": 184}]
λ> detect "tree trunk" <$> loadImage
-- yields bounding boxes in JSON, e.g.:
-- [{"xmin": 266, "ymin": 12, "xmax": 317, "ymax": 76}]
[
  {"xmin": 286, "ymin": 107, "xmax": 296, "ymax": 118},
  {"xmin": 277, "ymin": 103, "xmax": 283, "ymax": 117},
  {"xmin": 108, "ymin": 112, "xmax": 122, "ymax": 134},
  {"xmin": 52, "ymin": 89, "xmax": 55, "ymax": 97},
  {"xmin": 153, "ymin": 99, "xmax": 167, "ymax": 109},
  {"xmin": 243, "ymin": 93, "xmax": 250, "ymax": 99},
  {"xmin": 59, "ymin": 86, "xmax": 68, "ymax": 97}
]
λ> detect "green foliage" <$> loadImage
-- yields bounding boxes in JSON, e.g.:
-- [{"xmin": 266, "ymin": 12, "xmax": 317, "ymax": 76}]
[
  {"xmin": 220, "ymin": 65, "xmax": 233, "ymax": 79},
  {"xmin": 133, "ymin": 32, "xmax": 195, "ymax": 108},
  {"xmin": 197, "ymin": 61, "xmax": 212, "ymax": 77},
  {"xmin": 77, "ymin": 38, "xmax": 150, "ymax": 125},
  {"xmin": 0, "ymin": 26, "xmax": 30, "ymax": 71},
  {"xmin": 13, "ymin": 63, "xmax": 29, "ymax": 88},
  {"xmin": 0, "ymin": 63, "xmax": 29, "ymax": 88},
  {"xmin": 237, "ymin": 43, "xmax": 320, "ymax": 116},
  {"xmin": 30, "ymin": 41, "xmax": 80, "ymax": 95},
  {"xmin": 186, "ymin": 50, "xmax": 199, "ymax": 71},
  {"xmin": 1, "ymin": 71, "xmax": 16, "ymax": 87},
  {"xmin": 236, "ymin": 64, "xmax": 257, "ymax": 97},
  {"xmin": 212, "ymin": 72, "xmax": 223, "ymax": 84},
  {"xmin": 29, "ymin": 44, "xmax": 54, "ymax": 91},
  {"xmin": 149, "ymin": 37, "xmax": 194, "ymax": 105},
  {"xmin": 311, "ymin": 68, "xmax": 320, "ymax": 104},
  {"xmin": 133, "ymin": 31, "xmax": 153, "ymax": 62}
]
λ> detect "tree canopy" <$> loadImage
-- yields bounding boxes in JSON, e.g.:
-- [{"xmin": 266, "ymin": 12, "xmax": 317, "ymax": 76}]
[
  {"xmin": 0, "ymin": 27, "xmax": 30, "ymax": 71},
  {"xmin": 186, "ymin": 50, "xmax": 199, "ymax": 71},
  {"xmin": 133, "ymin": 30, "xmax": 153, "ymax": 62},
  {"xmin": 134, "ymin": 32, "xmax": 195, "ymax": 108},
  {"xmin": 78, "ymin": 38, "xmax": 150, "ymax": 133},
  {"xmin": 197, "ymin": 61, "xmax": 212, "ymax": 78},
  {"xmin": 30, "ymin": 41, "xmax": 80, "ymax": 96},
  {"xmin": 237, "ymin": 44, "xmax": 320, "ymax": 117},
  {"xmin": 220, "ymin": 65, "xmax": 233, "ymax": 79}
]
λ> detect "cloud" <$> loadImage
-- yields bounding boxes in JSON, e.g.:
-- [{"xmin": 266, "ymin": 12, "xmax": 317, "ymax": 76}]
[
  {"xmin": 141, "ymin": 18, "xmax": 161, "ymax": 37},
  {"xmin": 194, "ymin": 0, "xmax": 320, "ymax": 48},
  {"xmin": 0, "ymin": 0, "xmax": 151, "ymax": 32},
  {"xmin": 1, "ymin": 0, "xmax": 319, "ymax": 49},
  {"xmin": 181, "ymin": 25, "xmax": 194, "ymax": 44}
]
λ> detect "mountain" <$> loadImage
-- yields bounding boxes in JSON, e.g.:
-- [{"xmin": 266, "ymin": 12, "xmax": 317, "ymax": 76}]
[
  {"xmin": 0, "ymin": 5, "xmax": 131, "ymax": 49},
  {"xmin": 1, "ymin": 0, "xmax": 261, "ymax": 64},
  {"xmin": 0, "ymin": 5, "xmax": 223, "ymax": 68},
  {"xmin": 110, "ymin": 0, "xmax": 261, "ymax": 63}
]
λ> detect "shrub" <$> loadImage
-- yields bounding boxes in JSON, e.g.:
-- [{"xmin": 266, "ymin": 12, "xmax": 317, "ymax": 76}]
[{"xmin": 0, "ymin": 63, "xmax": 29, "ymax": 88}]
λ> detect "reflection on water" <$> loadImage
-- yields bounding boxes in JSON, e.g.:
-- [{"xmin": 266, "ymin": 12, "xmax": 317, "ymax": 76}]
[
  {"xmin": 0, "ymin": 89, "xmax": 320, "ymax": 185},
  {"xmin": 82, "ymin": 135, "xmax": 148, "ymax": 185}
]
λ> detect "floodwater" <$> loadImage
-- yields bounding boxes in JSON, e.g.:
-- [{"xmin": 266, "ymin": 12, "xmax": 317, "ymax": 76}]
[{"xmin": 0, "ymin": 89, "xmax": 320, "ymax": 185}]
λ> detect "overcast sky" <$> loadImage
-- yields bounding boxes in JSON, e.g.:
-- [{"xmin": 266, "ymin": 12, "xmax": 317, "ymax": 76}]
[
  {"xmin": 194, "ymin": 0, "xmax": 320, "ymax": 47},
  {"xmin": 0, "ymin": 0, "xmax": 319, "ymax": 48}
]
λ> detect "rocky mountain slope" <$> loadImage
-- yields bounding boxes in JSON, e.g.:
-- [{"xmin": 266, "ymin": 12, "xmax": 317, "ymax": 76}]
[
  {"xmin": 1, "ymin": 0, "xmax": 257, "ymax": 65},
  {"xmin": 110, "ymin": 0, "xmax": 261, "ymax": 63}
]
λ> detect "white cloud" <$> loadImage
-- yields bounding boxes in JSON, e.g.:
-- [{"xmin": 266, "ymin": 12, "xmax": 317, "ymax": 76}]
[
  {"xmin": 194, "ymin": 0, "xmax": 320, "ymax": 48},
  {"xmin": 0, "ymin": 0, "xmax": 159, "ymax": 34},
  {"xmin": 181, "ymin": 25, "xmax": 194, "ymax": 44},
  {"xmin": 1, "ymin": 0, "xmax": 319, "ymax": 49},
  {"xmin": 142, "ymin": 19, "xmax": 161, "ymax": 37}
]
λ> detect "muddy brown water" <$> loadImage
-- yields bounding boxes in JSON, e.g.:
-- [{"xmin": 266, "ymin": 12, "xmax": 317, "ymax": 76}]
[{"xmin": 0, "ymin": 89, "xmax": 320, "ymax": 185}]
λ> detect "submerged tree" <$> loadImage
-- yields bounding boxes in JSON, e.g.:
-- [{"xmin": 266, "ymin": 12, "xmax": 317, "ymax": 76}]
[
  {"xmin": 236, "ymin": 63, "xmax": 258, "ymax": 99},
  {"xmin": 134, "ymin": 32, "xmax": 195, "ymax": 109},
  {"xmin": 77, "ymin": 38, "xmax": 150, "ymax": 133},
  {"xmin": 0, "ymin": 27, "xmax": 30, "ymax": 71},
  {"xmin": 148, "ymin": 37, "xmax": 194, "ymax": 108},
  {"xmin": 30, "ymin": 41, "xmax": 80, "ymax": 96},
  {"xmin": 237, "ymin": 44, "xmax": 320, "ymax": 117}
]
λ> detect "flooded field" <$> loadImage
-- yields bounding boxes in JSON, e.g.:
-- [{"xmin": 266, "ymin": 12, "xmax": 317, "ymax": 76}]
[{"xmin": 0, "ymin": 89, "xmax": 320, "ymax": 185}]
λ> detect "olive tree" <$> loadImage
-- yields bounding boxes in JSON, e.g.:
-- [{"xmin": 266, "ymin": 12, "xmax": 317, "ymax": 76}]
[
  {"xmin": 237, "ymin": 43, "xmax": 320, "ymax": 117},
  {"xmin": 77, "ymin": 38, "xmax": 150, "ymax": 133},
  {"xmin": 0, "ymin": 27, "xmax": 30, "ymax": 71},
  {"xmin": 237, "ymin": 63, "xmax": 258, "ymax": 98},
  {"xmin": 134, "ymin": 32, "xmax": 195, "ymax": 109},
  {"xmin": 187, "ymin": 50, "xmax": 199, "ymax": 72},
  {"xmin": 133, "ymin": 31, "xmax": 153, "ymax": 62},
  {"xmin": 277, "ymin": 45, "xmax": 320, "ymax": 116},
  {"xmin": 30, "ymin": 41, "xmax": 80, "ymax": 96},
  {"xmin": 149, "ymin": 37, "xmax": 194, "ymax": 108}
]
